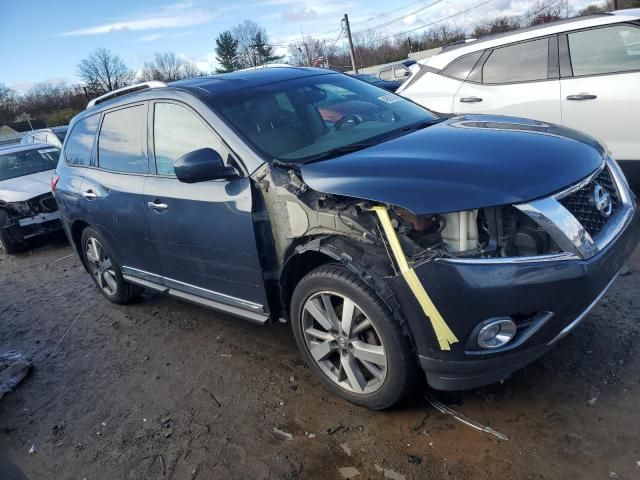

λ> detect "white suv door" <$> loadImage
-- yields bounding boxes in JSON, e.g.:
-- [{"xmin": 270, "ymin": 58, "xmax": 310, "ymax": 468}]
[
  {"xmin": 560, "ymin": 24, "xmax": 640, "ymax": 162},
  {"xmin": 452, "ymin": 37, "xmax": 562, "ymax": 124}
]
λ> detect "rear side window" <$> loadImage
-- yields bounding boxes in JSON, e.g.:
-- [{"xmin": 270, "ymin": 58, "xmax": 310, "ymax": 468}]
[
  {"xmin": 483, "ymin": 38, "xmax": 549, "ymax": 84},
  {"xmin": 64, "ymin": 114, "xmax": 99, "ymax": 166},
  {"xmin": 568, "ymin": 25, "xmax": 640, "ymax": 76},
  {"xmin": 153, "ymin": 103, "xmax": 223, "ymax": 176},
  {"xmin": 442, "ymin": 51, "xmax": 484, "ymax": 80},
  {"xmin": 98, "ymin": 105, "xmax": 147, "ymax": 174}
]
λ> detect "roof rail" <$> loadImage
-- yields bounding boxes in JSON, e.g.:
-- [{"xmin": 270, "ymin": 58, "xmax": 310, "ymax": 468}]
[{"xmin": 86, "ymin": 81, "xmax": 167, "ymax": 109}]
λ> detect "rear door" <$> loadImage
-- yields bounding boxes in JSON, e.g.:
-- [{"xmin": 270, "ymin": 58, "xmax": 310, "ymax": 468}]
[
  {"xmin": 453, "ymin": 36, "xmax": 562, "ymax": 123},
  {"xmin": 81, "ymin": 102, "xmax": 161, "ymax": 277},
  {"xmin": 560, "ymin": 24, "xmax": 640, "ymax": 161},
  {"xmin": 143, "ymin": 100, "xmax": 269, "ymax": 314}
]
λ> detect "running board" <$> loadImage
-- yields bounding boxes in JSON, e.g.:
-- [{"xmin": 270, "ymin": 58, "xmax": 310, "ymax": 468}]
[{"xmin": 122, "ymin": 274, "xmax": 269, "ymax": 325}]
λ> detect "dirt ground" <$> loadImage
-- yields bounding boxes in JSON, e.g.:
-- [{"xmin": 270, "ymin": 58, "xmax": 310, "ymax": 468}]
[{"xmin": 1, "ymin": 233, "xmax": 639, "ymax": 480}]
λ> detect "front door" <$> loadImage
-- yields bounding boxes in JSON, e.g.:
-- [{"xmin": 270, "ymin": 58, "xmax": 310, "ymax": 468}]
[
  {"xmin": 453, "ymin": 37, "xmax": 562, "ymax": 124},
  {"xmin": 143, "ymin": 101, "xmax": 269, "ymax": 313}
]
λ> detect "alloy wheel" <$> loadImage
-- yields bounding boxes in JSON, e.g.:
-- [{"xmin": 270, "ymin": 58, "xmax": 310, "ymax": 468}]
[
  {"xmin": 85, "ymin": 237, "xmax": 118, "ymax": 296},
  {"xmin": 301, "ymin": 291, "xmax": 388, "ymax": 394}
]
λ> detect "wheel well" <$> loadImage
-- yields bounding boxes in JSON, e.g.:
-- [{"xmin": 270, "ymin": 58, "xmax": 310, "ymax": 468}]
[
  {"xmin": 279, "ymin": 250, "xmax": 335, "ymax": 318},
  {"xmin": 70, "ymin": 220, "xmax": 89, "ymax": 254}
]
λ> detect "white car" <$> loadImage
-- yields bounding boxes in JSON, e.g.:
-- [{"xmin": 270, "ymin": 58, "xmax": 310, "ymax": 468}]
[
  {"xmin": 20, "ymin": 126, "xmax": 68, "ymax": 148},
  {"xmin": 0, "ymin": 144, "xmax": 62, "ymax": 253},
  {"xmin": 399, "ymin": 9, "xmax": 640, "ymax": 189}
]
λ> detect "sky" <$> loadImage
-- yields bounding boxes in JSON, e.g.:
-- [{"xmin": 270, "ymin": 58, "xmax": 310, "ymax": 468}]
[{"xmin": 0, "ymin": 0, "xmax": 605, "ymax": 92}]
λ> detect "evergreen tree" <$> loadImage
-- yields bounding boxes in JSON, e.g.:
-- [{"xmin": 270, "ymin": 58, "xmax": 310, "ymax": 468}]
[{"xmin": 215, "ymin": 31, "xmax": 239, "ymax": 73}]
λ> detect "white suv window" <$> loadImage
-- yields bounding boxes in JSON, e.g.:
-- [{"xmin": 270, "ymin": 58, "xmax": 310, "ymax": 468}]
[
  {"xmin": 568, "ymin": 25, "xmax": 640, "ymax": 76},
  {"xmin": 483, "ymin": 38, "xmax": 548, "ymax": 84}
]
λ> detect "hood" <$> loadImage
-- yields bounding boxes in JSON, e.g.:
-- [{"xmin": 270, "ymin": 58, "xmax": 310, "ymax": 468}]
[
  {"xmin": 0, "ymin": 169, "xmax": 55, "ymax": 203},
  {"xmin": 300, "ymin": 115, "xmax": 606, "ymax": 214}
]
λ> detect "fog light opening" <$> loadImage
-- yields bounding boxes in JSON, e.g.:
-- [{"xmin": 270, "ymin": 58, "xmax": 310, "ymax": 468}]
[{"xmin": 477, "ymin": 317, "xmax": 517, "ymax": 349}]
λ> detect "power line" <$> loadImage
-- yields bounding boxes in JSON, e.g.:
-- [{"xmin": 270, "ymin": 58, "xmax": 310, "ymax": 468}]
[
  {"xmin": 310, "ymin": 0, "xmax": 451, "ymax": 39},
  {"xmin": 359, "ymin": 0, "xmax": 498, "ymax": 47},
  {"xmin": 352, "ymin": 0, "xmax": 446, "ymax": 37}
]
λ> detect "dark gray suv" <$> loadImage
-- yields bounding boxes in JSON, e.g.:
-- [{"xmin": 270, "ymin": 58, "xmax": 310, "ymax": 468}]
[{"xmin": 53, "ymin": 68, "xmax": 639, "ymax": 409}]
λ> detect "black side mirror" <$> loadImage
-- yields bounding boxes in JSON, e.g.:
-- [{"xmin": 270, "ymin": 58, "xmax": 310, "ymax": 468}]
[{"xmin": 174, "ymin": 148, "xmax": 239, "ymax": 183}]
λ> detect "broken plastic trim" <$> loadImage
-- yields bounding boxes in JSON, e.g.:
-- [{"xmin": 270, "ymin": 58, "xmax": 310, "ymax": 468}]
[{"xmin": 371, "ymin": 206, "xmax": 458, "ymax": 350}]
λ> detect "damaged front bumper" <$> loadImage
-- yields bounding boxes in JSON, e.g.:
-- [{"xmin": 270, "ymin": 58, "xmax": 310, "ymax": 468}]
[
  {"xmin": 1, "ymin": 194, "xmax": 62, "ymax": 243},
  {"xmin": 385, "ymin": 207, "xmax": 640, "ymax": 391}
]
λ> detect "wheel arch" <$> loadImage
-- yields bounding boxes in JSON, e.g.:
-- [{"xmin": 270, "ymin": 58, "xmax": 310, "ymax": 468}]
[{"xmin": 279, "ymin": 236, "xmax": 406, "ymax": 331}]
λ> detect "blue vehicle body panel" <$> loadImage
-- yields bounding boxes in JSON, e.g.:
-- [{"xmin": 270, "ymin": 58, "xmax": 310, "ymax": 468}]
[{"xmin": 301, "ymin": 115, "xmax": 606, "ymax": 214}]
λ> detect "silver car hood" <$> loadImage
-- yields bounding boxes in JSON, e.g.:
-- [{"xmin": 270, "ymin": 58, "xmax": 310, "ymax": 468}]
[{"xmin": 0, "ymin": 169, "xmax": 55, "ymax": 203}]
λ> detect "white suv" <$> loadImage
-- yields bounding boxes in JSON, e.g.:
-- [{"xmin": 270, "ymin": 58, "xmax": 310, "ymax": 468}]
[{"xmin": 399, "ymin": 9, "xmax": 640, "ymax": 189}]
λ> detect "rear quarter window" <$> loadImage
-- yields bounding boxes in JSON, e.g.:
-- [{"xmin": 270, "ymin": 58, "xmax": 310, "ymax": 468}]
[{"xmin": 64, "ymin": 114, "xmax": 100, "ymax": 166}]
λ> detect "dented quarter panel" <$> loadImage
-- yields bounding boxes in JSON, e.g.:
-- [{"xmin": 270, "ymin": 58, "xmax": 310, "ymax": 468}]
[{"xmin": 300, "ymin": 115, "xmax": 605, "ymax": 214}]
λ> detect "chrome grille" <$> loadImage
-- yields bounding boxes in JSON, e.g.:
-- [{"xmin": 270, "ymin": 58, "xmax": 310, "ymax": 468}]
[{"xmin": 558, "ymin": 166, "xmax": 619, "ymax": 237}]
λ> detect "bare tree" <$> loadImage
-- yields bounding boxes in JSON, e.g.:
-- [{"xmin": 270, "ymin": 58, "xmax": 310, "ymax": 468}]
[
  {"xmin": 0, "ymin": 84, "xmax": 18, "ymax": 124},
  {"xmin": 140, "ymin": 52, "xmax": 202, "ymax": 82},
  {"xmin": 231, "ymin": 20, "xmax": 278, "ymax": 68},
  {"xmin": 77, "ymin": 48, "xmax": 134, "ymax": 96}
]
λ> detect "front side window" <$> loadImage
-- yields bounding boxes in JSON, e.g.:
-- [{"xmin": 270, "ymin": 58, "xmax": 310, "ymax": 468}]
[
  {"xmin": 153, "ymin": 103, "xmax": 223, "ymax": 176},
  {"xmin": 0, "ymin": 147, "xmax": 59, "ymax": 181},
  {"xmin": 64, "ymin": 114, "xmax": 99, "ymax": 166},
  {"xmin": 483, "ymin": 38, "xmax": 549, "ymax": 83},
  {"xmin": 211, "ymin": 73, "xmax": 436, "ymax": 163},
  {"xmin": 568, "ymin": 25, "xmax": 640, "ymax": 76},
  {"xmin": 442, "ymin": 51, "xmax": 484, "ymax": 81},
  {"xmin": 98, "ymin": 105, "xmax": 147, "ymax": 174}
]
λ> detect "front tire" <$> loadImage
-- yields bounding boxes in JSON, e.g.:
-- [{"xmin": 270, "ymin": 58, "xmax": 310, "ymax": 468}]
[
  {"xmin": 291, "ymin": 264, "xmax": 417, "ymax": 409},
  {"xmin": 80, "ymin": 227, "xmax": 142, "ymax": 304}
]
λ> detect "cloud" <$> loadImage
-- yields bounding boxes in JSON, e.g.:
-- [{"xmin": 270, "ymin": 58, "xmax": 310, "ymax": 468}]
[
  {"xmin": 138, "ymin": 33, "xmax": 165, "ymax": 42},
  {"xmin": 11, "ymin": 77, "xmax": 71, "ymax": 93},
  {"xmin": 283, "ymin": 7, "xmax": 319, "ymax": 22},
  {"xmin": 60, "ymin": 1, "xmax": 217, "ymax": 36}
]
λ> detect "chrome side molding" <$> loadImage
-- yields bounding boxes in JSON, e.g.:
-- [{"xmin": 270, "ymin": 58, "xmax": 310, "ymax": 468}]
[{"xmin": 121, "ymin": 266, "xmax": 269, "ymax": 325}]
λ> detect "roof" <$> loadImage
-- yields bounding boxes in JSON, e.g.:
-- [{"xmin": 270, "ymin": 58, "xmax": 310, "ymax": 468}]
[
  {"xmin": 0, "ymin": 143, "xmax": 58, "ymax": 155},
  {"xmin": 170, "ymin": 67, "xmax": 334, "ymax": 96},
  {"xmin": 24, "ymin": 126, "xmax": 68, "ymax": 135},
  {"xmin": 424, "ymin": 9, "xmax": 640, "ymax": 69}
]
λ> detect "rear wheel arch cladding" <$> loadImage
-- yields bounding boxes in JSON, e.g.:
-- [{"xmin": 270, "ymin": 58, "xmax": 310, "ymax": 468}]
[
  {"xmin": 282, "ymin": 236, "xmax": 420, "ymax": 356},
  {"xmin": 71, "ymin": 220, "xmax": 91, "ymax": 271}
]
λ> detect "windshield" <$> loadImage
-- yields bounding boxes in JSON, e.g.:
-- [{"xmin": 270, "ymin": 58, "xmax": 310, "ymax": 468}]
[
  {"xmin": 0, "ymin": 147, "xmax": 59, "ymax": 181},
  {"xmin": 211, "ymin": 73, "xmax": 436, "ymax": 163}
]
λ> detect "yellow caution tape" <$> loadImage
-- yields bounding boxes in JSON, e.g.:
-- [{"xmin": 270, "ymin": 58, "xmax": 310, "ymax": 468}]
[{"xmin": 372, "ymin": 205, "xmax": 458, "ymax": 350}]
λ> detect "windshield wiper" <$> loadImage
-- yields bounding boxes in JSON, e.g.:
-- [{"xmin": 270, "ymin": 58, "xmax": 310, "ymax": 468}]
[{"xmin": 300, "ymin": 142, "xmax": 380, "ymax": 164}]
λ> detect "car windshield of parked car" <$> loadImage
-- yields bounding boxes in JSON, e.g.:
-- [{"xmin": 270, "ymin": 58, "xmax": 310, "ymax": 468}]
[
  {"xmin": 0, "ymin": 147, "xmax": 59, "ymax": 181},
  {"xmin": 212, "ymin": 73, "xmax": 436, "ymax": 163}
]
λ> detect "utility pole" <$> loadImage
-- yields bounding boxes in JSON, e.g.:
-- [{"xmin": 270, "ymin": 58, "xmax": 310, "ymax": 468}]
[{"xmin": 343, "ymin": 14, "xmax": 358, "ymax": 73}]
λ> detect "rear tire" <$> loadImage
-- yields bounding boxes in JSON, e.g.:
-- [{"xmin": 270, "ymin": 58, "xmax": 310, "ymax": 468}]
[
  {"xmin": 0, "ymin": 210, "xmax": 21, "ymax": 254},
  {"xmin": 80, "ymin": 227, "xmax": 143, "ymax": 304},
  {"xmin": 291, "ymin": 264, "xmax": 418, "ymax": 409}
]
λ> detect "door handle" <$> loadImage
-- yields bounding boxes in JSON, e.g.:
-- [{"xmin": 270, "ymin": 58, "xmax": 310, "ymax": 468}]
[
  {"xmin": 566, "ymin": 93, "xmax": 597, "ymax": 101},
  {"xmin": 83, "ymin": 190, "xmax": 97, "ymax": 200},
  {"xmin": 460, "ymin": 96, "xmax": 483, "ymax": 103},
  {"xmin": 147, "ymin": 200, "xmax": 168, "ymax": 211}
]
